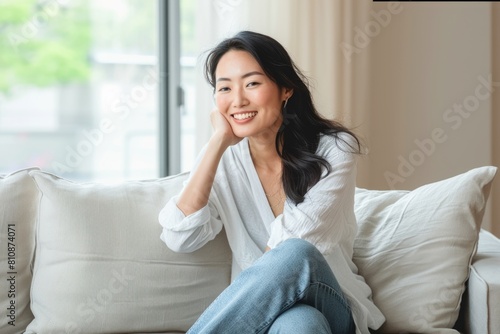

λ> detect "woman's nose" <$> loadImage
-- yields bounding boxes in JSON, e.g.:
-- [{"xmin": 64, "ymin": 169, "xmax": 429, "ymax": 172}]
[{"xmin": 232, "ymin": 87, "xmax": 249, "ymax": 108}]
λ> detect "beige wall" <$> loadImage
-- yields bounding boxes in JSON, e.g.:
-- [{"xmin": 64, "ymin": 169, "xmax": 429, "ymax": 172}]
[
  {"xmin": 493, "ymin": 4, "xmax": 500, "ymax": 237},
  {"xmin": 360, "ymin": 3, "xmax": 499, "ymax": 236}
]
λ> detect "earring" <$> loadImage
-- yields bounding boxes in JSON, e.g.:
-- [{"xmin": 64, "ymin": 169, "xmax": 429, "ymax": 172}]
[{"xmin": 283, "ymin": 98, "xmax": 289, "ymax": 110}]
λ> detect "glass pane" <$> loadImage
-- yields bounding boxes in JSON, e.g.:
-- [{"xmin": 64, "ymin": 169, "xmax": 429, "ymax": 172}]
[
  {"xmin": 0, "ymin": 0, "xmax": 159, "ymax": 182},
  {"xmin": 180, "ymin": 0, "xmax": 197, "ymax": 172}
]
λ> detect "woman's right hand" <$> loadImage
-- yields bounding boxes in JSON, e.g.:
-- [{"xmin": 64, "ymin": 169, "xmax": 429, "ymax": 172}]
[{"xmin": 210, "ymin": 108, "xmax": 243, "ymax": 147}]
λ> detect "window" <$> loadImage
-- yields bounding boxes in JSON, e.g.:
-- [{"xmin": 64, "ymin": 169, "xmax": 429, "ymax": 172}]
[
  {"xmin": 0, "ymin": 0, "xmax": 162, "ymax": 181},
  {"xmin": 179, "ymin": 0, "xmax": 197, "ymax": 172}
]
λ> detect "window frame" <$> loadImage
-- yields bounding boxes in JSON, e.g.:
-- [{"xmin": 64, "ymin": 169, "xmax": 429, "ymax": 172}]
[{"xmin": 159, "ymin": 0, "xmax": 182, "ymax": 177}]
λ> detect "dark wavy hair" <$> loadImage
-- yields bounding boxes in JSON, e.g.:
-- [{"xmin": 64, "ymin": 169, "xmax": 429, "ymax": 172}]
[{"xmin": 204, "ymin": 31, "xmax": 361, "ymax": 204}]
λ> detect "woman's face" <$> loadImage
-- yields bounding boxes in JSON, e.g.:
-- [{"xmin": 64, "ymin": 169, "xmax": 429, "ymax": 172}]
[{"xmin": 214, "ymin": 50, "xmax": 290, "ymax": 140}]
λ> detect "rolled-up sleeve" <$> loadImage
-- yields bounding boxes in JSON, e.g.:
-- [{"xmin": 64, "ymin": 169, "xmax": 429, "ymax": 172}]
[
  {"xmin": 159, "ymin": 194, "xmax": 223, "ymax": 253},
  {"xmin": 267, "ymin": 136, "xmax": 358, "ymax": 254}
]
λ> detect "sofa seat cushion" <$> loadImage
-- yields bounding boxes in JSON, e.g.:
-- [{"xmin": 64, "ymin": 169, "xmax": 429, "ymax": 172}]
[
  {"xmin": 353, "ymin": 166, "xmax": 497, "ymax": 333},
  {"xmin": 25, "ymin": 171, "xmax": 232, "ymax": 334}
]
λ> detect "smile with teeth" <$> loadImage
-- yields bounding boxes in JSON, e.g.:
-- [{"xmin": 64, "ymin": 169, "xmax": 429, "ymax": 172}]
[{"xmin": 233, "ymin": 112, "xmax": 257, "ymax": 120}]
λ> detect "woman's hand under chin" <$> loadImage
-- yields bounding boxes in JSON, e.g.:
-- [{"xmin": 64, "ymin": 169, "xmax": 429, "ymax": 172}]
[{"xmin": 210, "ymin": 108, "xmax": 243, "ymax": 147}]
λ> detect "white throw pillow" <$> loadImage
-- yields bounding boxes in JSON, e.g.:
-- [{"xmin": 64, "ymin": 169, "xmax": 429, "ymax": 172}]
[
  {"xmin": 0, "ymin": 168, "xmax": 39, "ymax": 333},
  {"xmin": 353, "ymin": 166, "xmax": 497, "ymax": 333},
  {"xmin": 26, "ymin": 171, "xmax": 232, "ymax": 334}
]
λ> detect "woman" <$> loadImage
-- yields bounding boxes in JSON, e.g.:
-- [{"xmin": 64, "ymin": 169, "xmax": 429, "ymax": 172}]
[{"xmin": 159, "ymin": 31, "xmax": 385, "ymax": 334}]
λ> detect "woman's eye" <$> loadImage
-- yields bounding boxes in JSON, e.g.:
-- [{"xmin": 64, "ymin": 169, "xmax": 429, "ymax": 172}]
[
  {"xmin": 217, "ymin": 87, "xmax": 230, "ymax": 92},
  {"xmin": 247, "ymin": 82, "xmax": 260, "ymax": 87}
]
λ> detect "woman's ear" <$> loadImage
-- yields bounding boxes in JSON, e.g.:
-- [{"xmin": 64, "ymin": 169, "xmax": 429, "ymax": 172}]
[{"xmin": 283, "ymin": 88, "xmax": 294, "ymax": 101}]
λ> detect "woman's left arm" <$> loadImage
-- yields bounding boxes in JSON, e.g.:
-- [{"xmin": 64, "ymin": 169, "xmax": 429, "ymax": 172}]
[{"xmin": 267, "ymin": 138, "xmax": 358, "ymax": 255}]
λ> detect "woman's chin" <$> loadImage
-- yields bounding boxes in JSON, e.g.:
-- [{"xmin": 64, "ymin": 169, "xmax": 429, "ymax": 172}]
[
  {"xmin": 231, "ymin": 122, "xmax": 280, "ymax": 140},
  {"xmin": 233, "ymin": 130, "xmax": 251, "ymax": 139},
  {"xmin": 230, "ymin": 124, "xmax": 254, "ymax": 139}
]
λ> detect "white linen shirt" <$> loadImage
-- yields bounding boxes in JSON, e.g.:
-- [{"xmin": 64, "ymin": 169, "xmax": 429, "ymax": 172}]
[{"xmin": 159, "ymin": 133, "xmax": 385, "ymax": 334}]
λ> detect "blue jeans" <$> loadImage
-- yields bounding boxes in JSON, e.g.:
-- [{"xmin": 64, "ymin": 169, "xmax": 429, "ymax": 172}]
[{"xmin": 187, "ymin": 238, "xmax": 355, "ymax": 334}]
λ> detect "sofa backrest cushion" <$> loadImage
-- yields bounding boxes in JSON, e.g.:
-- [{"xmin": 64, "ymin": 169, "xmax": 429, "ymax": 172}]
[
  {"xmin": 353, "ymin": 166, "xmax": 497, "ymax": 333},
  {"xmin": 25, "ymin": 171, "xmax": 232, "ymax": 334},
  {"xmin": 0, "ymin": 168, "xmax": 38, "ymax": 333}
]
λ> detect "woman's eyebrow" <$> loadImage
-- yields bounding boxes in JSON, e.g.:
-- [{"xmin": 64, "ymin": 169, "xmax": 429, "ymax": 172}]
[{"xmin": 216, "ymin": 71, "xmax": 264, "ymax": 82}]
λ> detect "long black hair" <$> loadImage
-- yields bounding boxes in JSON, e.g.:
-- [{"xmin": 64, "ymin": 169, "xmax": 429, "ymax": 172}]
[{"xmin": 204, "ymin": 31, "xmax": 361, "ymax": 205}]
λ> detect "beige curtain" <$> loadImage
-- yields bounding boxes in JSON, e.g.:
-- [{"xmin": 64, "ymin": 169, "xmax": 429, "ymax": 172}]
[{"xmin": 193, "ymin": 0, "xmax": 373, "ymax": 182}]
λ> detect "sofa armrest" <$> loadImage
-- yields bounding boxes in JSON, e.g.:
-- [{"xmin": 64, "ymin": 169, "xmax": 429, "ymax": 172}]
[{"xmin": 464, "ymin": 229, "xmax": 500, "ymax": 334}]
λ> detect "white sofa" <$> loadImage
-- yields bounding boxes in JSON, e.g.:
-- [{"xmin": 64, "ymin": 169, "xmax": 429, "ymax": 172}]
[{"xmin": 0, "ymin": 166, "xmax": 499, "ymax": 334}]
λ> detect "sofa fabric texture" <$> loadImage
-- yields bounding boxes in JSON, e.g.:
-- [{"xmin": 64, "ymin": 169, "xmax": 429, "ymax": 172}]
[
  {"xmin": 0, "ymin": 166, "xmax": 498, "ymax": 334},
  {"xmin": 466, "ymin": 230, "xmax": 500, "ymax": 334}
]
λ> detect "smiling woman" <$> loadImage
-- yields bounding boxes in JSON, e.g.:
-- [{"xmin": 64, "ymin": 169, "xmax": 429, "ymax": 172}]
[
  {"xmin": 213, "ymin": 50, "xmax": 290, "ymax": 140},
  {"xmin": 158, "ymin": 31, "xmax": 385, "ymax": 334}
]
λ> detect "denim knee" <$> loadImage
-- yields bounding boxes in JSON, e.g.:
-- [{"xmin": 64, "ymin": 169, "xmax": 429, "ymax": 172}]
[
  {"xmin": 274, "ymin": 238, "xmax": 323, "ymax": 265},
  {"xmin": 267, "ymin": 304, "xmax": 332, "ymax": 334},
  {"xmin": 261, "ymin": 238, "xmax": 328, "ymax": 283}
]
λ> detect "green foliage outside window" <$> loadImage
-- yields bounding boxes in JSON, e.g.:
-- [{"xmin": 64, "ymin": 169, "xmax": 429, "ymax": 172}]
[{"xmin": 0, "ymin": 0, "xmax": 91, "ymax": 95}]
